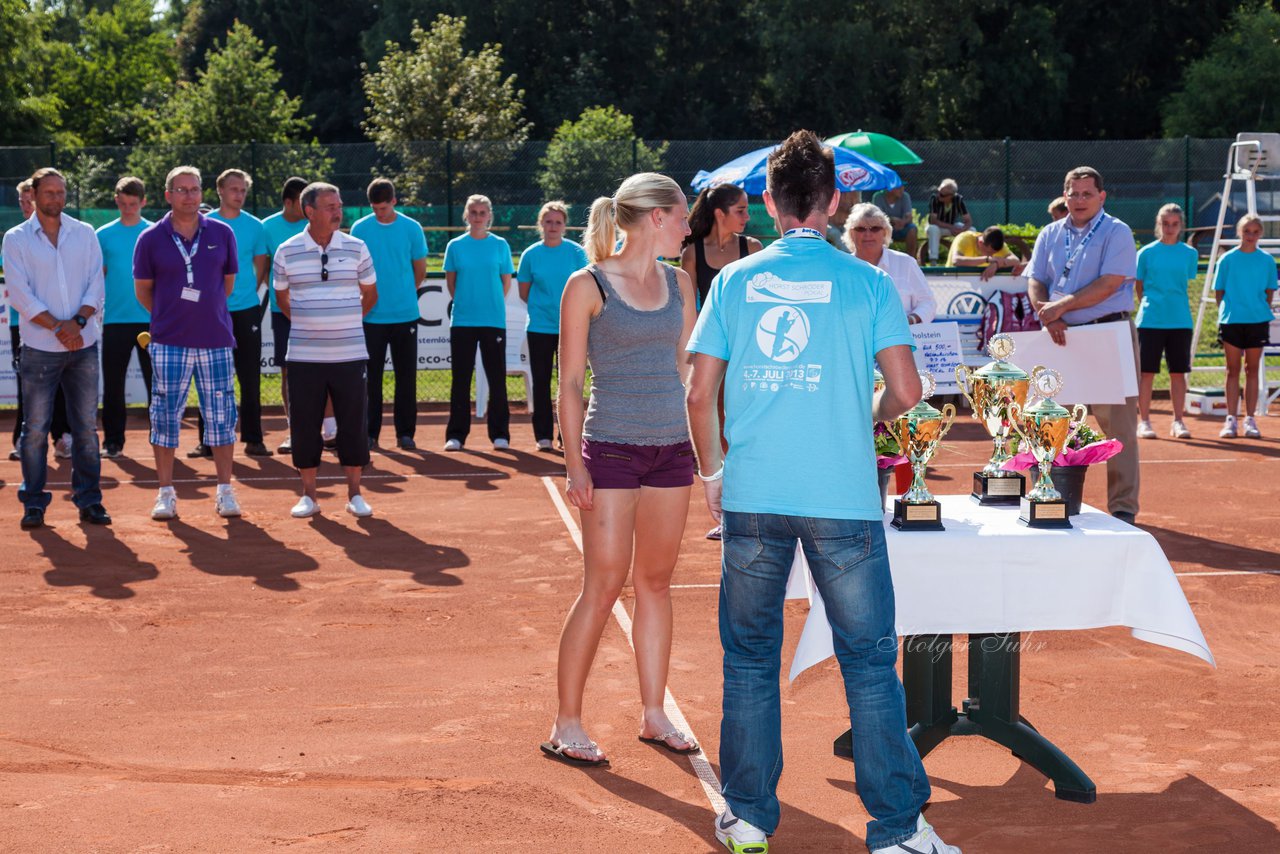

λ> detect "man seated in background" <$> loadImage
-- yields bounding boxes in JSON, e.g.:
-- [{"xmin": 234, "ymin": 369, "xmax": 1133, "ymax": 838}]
[
  {"xmin": 925, "ymin": 178, "xmax": 973, "ymax": 262},
  {"xmin": 948, "ymin": 225, "xmax": 1025, "ymax": 281},
  {"xmin": 872, "ymin": 185, "xmax": 918, "ymax": 258}
]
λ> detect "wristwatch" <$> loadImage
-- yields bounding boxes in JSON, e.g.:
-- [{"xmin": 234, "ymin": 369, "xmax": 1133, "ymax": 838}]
[{"xmin": 73, "ymin": 315, "xmax": 88, "ymax": 328}]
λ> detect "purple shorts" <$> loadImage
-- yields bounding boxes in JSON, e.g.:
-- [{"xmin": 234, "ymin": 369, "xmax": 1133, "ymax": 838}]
[{"xmin": 581, "ymin": 439, "xmax": 695, "ymax": 489}]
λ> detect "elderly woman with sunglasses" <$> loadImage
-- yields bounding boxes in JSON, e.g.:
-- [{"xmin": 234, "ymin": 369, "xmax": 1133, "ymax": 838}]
[{"xmin": 844, "ymin": 202, "xmax": 936, "ymax": 324}]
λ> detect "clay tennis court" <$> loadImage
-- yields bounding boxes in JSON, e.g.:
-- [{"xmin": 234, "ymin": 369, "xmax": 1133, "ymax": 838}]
[{"xmin": 1, "ymin": 398, "xmax": 1277, "ymax": 852}]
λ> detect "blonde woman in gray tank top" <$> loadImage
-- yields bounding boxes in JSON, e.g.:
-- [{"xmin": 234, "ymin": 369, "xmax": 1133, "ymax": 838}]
[{"xmin": 540, "ymin": 173, "xmax": 700, "ymax": 767}]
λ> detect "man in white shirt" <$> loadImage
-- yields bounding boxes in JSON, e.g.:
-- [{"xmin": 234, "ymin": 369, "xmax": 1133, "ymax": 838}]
[{"xmin": 1, "ymin": 168, "xmax": 109, "ymax": 529}]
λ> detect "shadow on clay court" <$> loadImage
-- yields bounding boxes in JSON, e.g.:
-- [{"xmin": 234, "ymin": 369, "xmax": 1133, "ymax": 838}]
[
  {"xmin": 167, "ymin": 517, "xmax": 319, "ymax": 591},
  {"xmin": 32, "ymin": 524, "xmax": 159, "ymax": 599},
  {"xmin": 873, "ymin": 765, "xmax": 1280, "ymax": 851},
  {"xmin": 1142, "ymin": 523, "xmax": 1280, "ymax": 572},
  {"xmin": 306, "ymin": 514, "xmax": 467, "ymax": 586},
  {"xmin": 582, "ymin": 761, "xmax": 853, "ymax": 849}
]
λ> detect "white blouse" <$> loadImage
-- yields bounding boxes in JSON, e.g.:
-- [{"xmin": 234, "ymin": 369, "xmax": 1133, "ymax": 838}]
[{"xmin": 874, "ymin": 247, "xmax": 937, "ymax": 324}]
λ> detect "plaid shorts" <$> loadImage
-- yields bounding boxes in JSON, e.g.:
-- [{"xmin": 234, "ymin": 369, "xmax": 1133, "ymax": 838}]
[{"xmin": 148, "ymin": 343, "xmax": 238, "ymax": 448}]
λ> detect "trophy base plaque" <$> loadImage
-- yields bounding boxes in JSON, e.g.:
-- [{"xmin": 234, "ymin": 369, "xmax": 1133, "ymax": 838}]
[
  {"xmin": 971, "ymin": 472, "xmax": 1025, "ymax": 506},
  {"xmin": 1017, "ymin": 496, "xmax": 1072, "ymax": 528},
  {"xmin": 891, "ymin": 499, "xmax": 945, "ymax": 531}
]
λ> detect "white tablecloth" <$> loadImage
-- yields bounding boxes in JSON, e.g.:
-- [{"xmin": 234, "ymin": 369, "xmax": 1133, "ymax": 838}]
[{"xmin": 785, "ymin": 496, "xmax": 1215, "ymax": 679}]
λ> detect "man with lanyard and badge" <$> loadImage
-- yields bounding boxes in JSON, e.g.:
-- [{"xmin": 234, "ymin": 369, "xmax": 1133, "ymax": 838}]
[
  {"xmin": 687, "ymin": 131, "xmax": 962, "ymax": 854},
  {"xmin": 1027, "ymin": 166, "xmax": 1140, "ymax": 523},
  {"xmin": 134, "ymin": 165, "xmax": 243, "ymax": 521}
]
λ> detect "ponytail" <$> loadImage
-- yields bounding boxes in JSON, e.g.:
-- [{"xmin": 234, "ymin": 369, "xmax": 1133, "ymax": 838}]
[
  {"xmin": 583, "ymin": 196, "xmax": 618, "ymax": 264},
  {"xmin": 684, "ymin": 183, "xmax": 746, "ymax": 248}
]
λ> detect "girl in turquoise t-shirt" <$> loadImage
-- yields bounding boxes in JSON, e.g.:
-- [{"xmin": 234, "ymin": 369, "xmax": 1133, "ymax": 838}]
[
  {"xmin": 1214, "ymin": 213, "xmax": 1276, "ymax": 438},
  {"xmin": 442, "ymin": 194, "xmax": 514, "ymax": 450},
  {"xmin": 516, "ymin": 201, "xmax": 588, "ymax": 450},
  {"xmin": 1134, "ymin": 204, "xmax": 1199, "ymax": 439}
]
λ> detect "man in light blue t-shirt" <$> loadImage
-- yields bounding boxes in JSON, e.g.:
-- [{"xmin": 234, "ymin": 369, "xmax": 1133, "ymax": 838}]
[
  {"xmin": 197, "ymin": 168, "xmax": 271, "ymax": 457},
  {"xmin": 261, "ymin": 176, "xmax": 310, "ymax": 454},
  {"xmin": 516, "ymin": 202, "xmax": 588, "ymax": 449},
  {"xmin": 351, "ymin": 178, "xmax": 427, "ymax": 450},
  {"xmin": 96, "ymin": 176, "xmax": 152, "ymax": 457},
  {"xmin": 686, "ymin": 131, "xmax": 958, "ymax": 854}
]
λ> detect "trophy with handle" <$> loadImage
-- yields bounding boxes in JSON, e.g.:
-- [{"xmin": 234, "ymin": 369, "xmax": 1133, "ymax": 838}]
[
  {"xmin": 886, "ymin": 372, "xmax": 956, "ymax": 531},
  {"xmin": 1008, "ymin": 368, "xmax": 1088, "ymax": 528},
  {"xmin": 956, "ymin": 333, "xmax": 1037, "ymax": 505}
]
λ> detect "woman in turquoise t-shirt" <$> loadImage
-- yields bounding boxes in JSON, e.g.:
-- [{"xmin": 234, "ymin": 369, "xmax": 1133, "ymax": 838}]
[
  {"xmin": 1134, "ymin": 204, "xmax": 1199, "ymax": 439},
  {"xmin": 1214, "ymin": 213, "xmax": 1276, "ymax": 438},
  {"xmin": 517, "ymin": 201, "xmax": 588, "ymax": 450},
  {"xmin": 442, "ymin": 194, "xmax": 514, "ymax": 450}
]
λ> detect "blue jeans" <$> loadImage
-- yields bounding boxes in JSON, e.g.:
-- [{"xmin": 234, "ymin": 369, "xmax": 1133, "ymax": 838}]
[
  {"xmin": 718, "ymin": 512, "xmax": 929, "ymax": 851},
  {"xmin": 18, "ymin": 344, "xmax": 103, "ymax": 511}
]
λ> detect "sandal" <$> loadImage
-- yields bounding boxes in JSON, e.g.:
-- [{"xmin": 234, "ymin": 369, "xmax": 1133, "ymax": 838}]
[
  {"xmin": 638, "ymin": 729, "xmax": 700, "ymax": 755},
  {"xmin": 540, "ymin": 739, "xmax": 609, "ymax": 767}
]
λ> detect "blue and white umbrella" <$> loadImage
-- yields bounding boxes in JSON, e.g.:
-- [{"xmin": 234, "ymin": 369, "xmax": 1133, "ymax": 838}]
[{"xmin": 691, "ymin": 144, "xmax": 901, "ymax": 195}]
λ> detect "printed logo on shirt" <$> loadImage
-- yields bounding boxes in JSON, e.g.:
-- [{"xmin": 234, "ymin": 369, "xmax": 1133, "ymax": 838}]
[
  {"xmin": 745, "ymin": 272, "xmax": 832, "ymax": 304},
  {"xmin": 755, "ymin": 306, "xmax": 810, "ymax": 362}
]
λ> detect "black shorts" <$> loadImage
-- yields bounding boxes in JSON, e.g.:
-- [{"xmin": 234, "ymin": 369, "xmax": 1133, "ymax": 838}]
[
  {"xmin": 1219, "ymin": 321, "xmax": 1271, "ymax": 350},
  {"xmin": 271, "ymin": 310, "xmax": 291, "ymax": 368},
  {"xmin": 1138, "ymin": 327, "xmax": 1193, "ymax": 374}
]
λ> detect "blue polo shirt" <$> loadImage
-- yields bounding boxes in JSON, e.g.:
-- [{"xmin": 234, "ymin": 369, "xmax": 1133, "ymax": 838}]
[
  {"xmin": 208, "ymin": 209, "xmax": 269, "ymax": 312},
  {"xmin": 1135, "ymin": 240, "xmax": 1198, "ymax": 329},
  {"xmin": 443, "ymin": 232, "xmax": 513, "ymax": 328},
  {"xmin": 1215, "ymin": 247, "xmax": 1278, "ymax": 324},
  {"xmin": 351, "ymin": 211, "xmax": 428, "ymax": 324},
  {"xmin": 1028, "ymin": 209, "xmax": 1138, "ymax": 324},
  {"xmin": 261, "ymin": 211, "xmax": 307, "ymax": 313},
  {"xmin": 517, "ymin": 239, "xmax": 588, "ymax": 334},
  {"xmin": 687, "ymin": 235, "xmax": 913, "ymax": 520},
  {"xmin": 96, "ymin": 218, "xmax": 152, "ymax": 324}
]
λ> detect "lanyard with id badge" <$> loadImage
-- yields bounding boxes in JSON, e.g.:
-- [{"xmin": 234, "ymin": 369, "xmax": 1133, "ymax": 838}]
[
  {"xmin": 1052, "ymin": 216, "xmax": 1104, "ymax": 297},
  {"xmin": 172, "ymin": 228, "xmax": 204, "ymax": 303}
]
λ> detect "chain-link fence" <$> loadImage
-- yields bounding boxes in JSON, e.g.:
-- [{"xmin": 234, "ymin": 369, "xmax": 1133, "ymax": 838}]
[{"xmin": 0, "ymin": 137, "xmax": 1255, "ymax": 406}]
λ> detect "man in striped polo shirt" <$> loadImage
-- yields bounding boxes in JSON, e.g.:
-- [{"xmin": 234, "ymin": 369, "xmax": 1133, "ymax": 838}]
[{"xmin": 273, "ymin": 182, "xmax": 378, "ymax": 518}]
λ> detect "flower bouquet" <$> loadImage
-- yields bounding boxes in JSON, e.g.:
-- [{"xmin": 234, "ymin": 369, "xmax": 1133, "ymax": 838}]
[
  {"xmin": 874, "ymin": 421, "xmax": 907, "ymax": 469},
  {"xmin": 1000, "ymin": 420, "xmax": 1123, "ymax": 472}
]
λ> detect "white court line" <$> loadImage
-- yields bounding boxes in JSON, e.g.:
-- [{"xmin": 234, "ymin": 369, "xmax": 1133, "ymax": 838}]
[
  {"xmin": 540, "ymin": 476, "xmax": 725, "ymax": 813},
  {"xmin": 1176, "ymin": 570, "xmax": 1280, "ymax": 577}
]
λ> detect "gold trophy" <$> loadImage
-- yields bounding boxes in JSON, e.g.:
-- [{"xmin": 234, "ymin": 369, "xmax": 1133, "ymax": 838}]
[
  {"xmin": 886, "ymin": 372, "xmax": 955, "ymax": 531},
  {"xmin": 956, "ymin": 333, "xmax": 1037, "ymax": 505},
  {"xmin": 1008, "ymin": 368, "xmax": 1087, "ymax": 528}
]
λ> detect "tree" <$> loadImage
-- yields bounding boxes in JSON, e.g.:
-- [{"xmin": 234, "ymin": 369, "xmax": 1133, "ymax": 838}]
[
  {"xmin": 1162, "ymin": 4, "xmax": 1280, "ymax": 137},
  {"xmin": 126, "ymin": 21, "xmax": 326, "ymax": 207},
  {"xmin": 538, "ymin": 106, "xmax": 666, "ymax": 202},
  {"xmin": 0, "ymin": 0, "xmax": 60, "ymax": 144},
  {"xmin": 46, "ymin": 0, "xmax": 178, "ymax": 146},
  {"xmin": 363, "ymin": 14, "xmax": 530, "ymax": 144}
]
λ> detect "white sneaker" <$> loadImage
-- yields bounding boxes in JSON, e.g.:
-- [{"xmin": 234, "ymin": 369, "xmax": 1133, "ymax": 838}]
[
  {"xmin": 493, "ymin": 438, "xmax": 510, "ymax": 450},
  {"xmin": 1170, "ymin": 420, "xmax": 1191, "ymax": 439},
  {"xmin": 1136, "ymin": 420, "xmax": 1156, "ymax": 439},
  {"xmin": 1219, "ymin": 415, "xmax": 1237, "ymax": 438},
  {"xmin": 536, "ymin": 438, "xmax": 553, "ymax": 451},
  {"xmin": 55, "ymin": 435, "xmax": 73, "ymax": 458},
  {"xmin": 871, "ymin": 813, "xmax": 962, "ymax": 854},
  {"xmin": 714, "ymin": 806, "xmax": 768, "ymax": 854},
  {"xmin": 278, "ymin": 436, "xmax": 292, "ymax": 454},
  {"xmin": 1243, "ymin": 416, "xmax": 1262, "ymax": 438},
  {"xmin": 443, "ymin": 438, "xmax": 463, "ymax": 452},
  {"xmin": 215, "ymin": 487, "xmax": 242, "ymax": 518},
  {"xmin": 151, "ymin": 488, "xmax": 177, "ymax": 520},
  {"xmin": 291, "ymin": 495, "xmax": 319, "ymax": 518},
  {"xmin": 345, "ymin": 494, "xmax": 373, "ymax": 518}
]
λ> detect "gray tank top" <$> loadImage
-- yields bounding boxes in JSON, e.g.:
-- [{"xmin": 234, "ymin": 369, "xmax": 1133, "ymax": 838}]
[{"xmin": 582, "ymin": 263, "xmax": 690, "ymax": 445}]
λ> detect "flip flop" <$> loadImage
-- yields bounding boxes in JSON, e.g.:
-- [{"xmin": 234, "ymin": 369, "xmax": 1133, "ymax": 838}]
[
  {"xmin": 540, "ymin": 740, "xmax": 610, "ymax": 767},
  {"xmin": 638, "ymin": 730, "xmax": 701, "ymax": 755}
]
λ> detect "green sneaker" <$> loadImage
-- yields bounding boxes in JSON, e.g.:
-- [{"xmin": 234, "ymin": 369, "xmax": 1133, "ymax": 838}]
[{"xmin": 715, "ymin": 806, "xmax": 768, "ymax": 854}]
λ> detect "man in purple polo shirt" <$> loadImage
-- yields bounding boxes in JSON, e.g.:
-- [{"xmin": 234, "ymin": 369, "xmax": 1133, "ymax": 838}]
[{"xmin": 133, "ymin": 165, "xmax": 243, "ymax": 521}]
